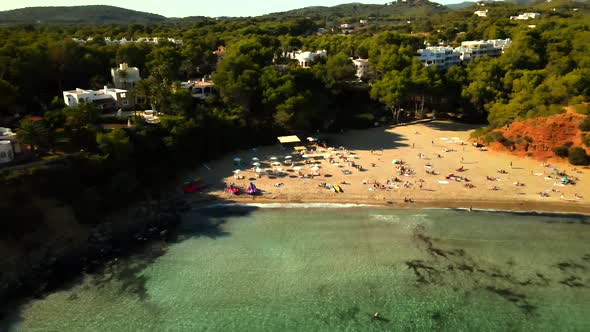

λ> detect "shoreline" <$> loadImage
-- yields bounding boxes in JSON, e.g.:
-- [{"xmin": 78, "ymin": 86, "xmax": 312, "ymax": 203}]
[
  {"xmin": 186, "ymin": 194, "xmax": 590, "ymax": 215},
  {"xmin": 185, "ymin": 120, "xmax": 590, "ymax": 216}
]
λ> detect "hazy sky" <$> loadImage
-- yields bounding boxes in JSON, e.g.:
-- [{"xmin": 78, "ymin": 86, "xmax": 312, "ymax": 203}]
[{"xmin": 0, "ymin": 0, "xmax": 458, "ymax": 18}]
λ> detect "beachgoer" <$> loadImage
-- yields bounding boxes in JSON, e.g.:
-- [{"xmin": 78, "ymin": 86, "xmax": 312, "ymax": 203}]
[
  {"xmin": 373, "ymin": 312, "xmax": 380, "ymax": 319},
  {"xmin": 412, "ymin": 143, "xmax": 415, "ymax": 148},
  {"xmin": 509, "ymin": 161, "xmax": 513, "ymax": 168}
]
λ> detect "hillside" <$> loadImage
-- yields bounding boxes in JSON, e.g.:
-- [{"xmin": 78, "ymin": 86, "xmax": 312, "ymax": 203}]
[
  {"xmin": 264, "ymin": 1, "xmax": 448, "ymax": 19},
  {"xmin": 481, "ymin": 109, "xmax": 590, "ymax": 162},
  {"xmin": 0, "ymin": 5, "xmax": 166, "ymax": 24}
]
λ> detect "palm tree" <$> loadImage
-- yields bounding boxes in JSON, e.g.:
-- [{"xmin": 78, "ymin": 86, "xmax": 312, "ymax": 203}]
[
  {"xmin": 16, "ymin": 117, "xmax": 49, "ymax": 157},
  {"xmin": 129, "ymin": 79, "xmax": 152, "ymax": 113}
]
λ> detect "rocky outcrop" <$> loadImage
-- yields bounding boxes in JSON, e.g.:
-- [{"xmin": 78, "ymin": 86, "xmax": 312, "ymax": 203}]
[
  {"xmin": 0, "ymin": 196, "xmax": 181, "ymax": 311},
  {"xmin": 484, "ymin": 111, "xmax": 589, "ymax": 161}
]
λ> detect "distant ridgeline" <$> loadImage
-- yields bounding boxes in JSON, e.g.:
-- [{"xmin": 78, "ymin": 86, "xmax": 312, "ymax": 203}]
[
  {"xmin": 0, "ymin": 1, "xmax": 588, "ymax": 24},
  {"xmin": 0, "ymin": 5, "xmax": 166, "ymax": 24}
]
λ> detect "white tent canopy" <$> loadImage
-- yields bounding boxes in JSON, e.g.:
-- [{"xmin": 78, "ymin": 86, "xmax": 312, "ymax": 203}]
[{"xmin": 277, "ymin": 135, "xmax": 301, "ymax": 144}]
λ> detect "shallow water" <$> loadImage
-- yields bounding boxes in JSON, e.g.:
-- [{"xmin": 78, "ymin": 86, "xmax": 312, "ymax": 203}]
[{"xmin": 4, "ymin": 208, "xmax": 590, "ymax": 331}]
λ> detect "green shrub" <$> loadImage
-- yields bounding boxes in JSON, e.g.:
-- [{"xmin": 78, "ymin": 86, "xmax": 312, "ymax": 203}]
[
  {"xmin": 579, "ymin": 117, "xmax": 590, "ymax": 131},
  {"xmin": 482, "ymin": 131, "xmax": 504, "ymax": 144},
  {"xmin": 553, "ymin": 142, "xmax": 573, "ymax": 157},
  {"xmin": 553, "ymin": 146, "xmax": 569, "ymax": 157},
  {"xmin": 568, "ymin": 147, "xmax": 590, "ymax": 166},
  {"xmin": 470, "ymin": 127, "xmax": 492, "ymax": 139},
  {"xmin": 573, "ymin": 104, "xmax": 589, "ymax": 115},
  {"xmin": 583, "ymin": 134, "xmax": 590, "ymax": 147},
  {"xmin": 500, "ymin": 137, "xmax": 514, "ymax": 148}
]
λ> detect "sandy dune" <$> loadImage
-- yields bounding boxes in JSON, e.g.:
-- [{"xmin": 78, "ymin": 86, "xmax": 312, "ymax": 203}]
[{"xmin": 186, "ymin": 121, "xmax": 590, "ymax": 213}]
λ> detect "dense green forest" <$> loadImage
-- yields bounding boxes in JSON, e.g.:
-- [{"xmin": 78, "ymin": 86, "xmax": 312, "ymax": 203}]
[{"xmin": 0, "ymin": 0, "xmax": 589, "ymax": 232}]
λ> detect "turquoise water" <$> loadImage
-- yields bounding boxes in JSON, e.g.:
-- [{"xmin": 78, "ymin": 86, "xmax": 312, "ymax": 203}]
[{"xmin": 4, "ymin": 207, "xmax": 590, "ymax": 331}]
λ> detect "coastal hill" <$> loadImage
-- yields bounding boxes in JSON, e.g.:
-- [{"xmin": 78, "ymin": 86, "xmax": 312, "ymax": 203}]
[
  {"xmin": 0, "ymin": 2, "xmax": 449, "ymax": 24},
  {"xmin": 0, "ymin": 5, "xmax": 167, "ymax": 24},
  {"xmin": 263, "ymin": 1, "xmax": 448, "ymax": 19}
]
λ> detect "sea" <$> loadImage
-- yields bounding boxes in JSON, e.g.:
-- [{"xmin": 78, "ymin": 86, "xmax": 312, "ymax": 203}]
[{"xmin": 3, "ymin": 206, "xmax": 590, "ymax": 331}]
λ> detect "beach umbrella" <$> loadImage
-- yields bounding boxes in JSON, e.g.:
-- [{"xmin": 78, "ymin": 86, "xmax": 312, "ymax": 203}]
[
  {"xmin": 392, "ymin": 159, "xmax": 399, "ymax": 164},
  {"xmin": 233, "ymin": 169, "xmax": 241, "ymax": 174},
  {"xmin": 252, "ymin": 157, "xmax": 259, "ymax": 161},
  {"xmin": 271, "ymin": 161, "xmax": 282, "ymax": 166},
  {"xmin": 311, "ymin": 165, "xmax": 320, "ymax": 171},
  {"xmin": 270, "ymin": 156, "xmax": 278, "ymax": 160},
  {"xmin": 253, "ymin": 162, "xmax": 261, "ymax": 166},
  {"xmin": 293, "ymin": 166, "xmax": 302, "ymax": 171},
  {"xmin": 233, "ymin": 157, "xmax": 241, "ymax": 162},
  {"xmin": 255, "ymin": 167, "xmax": 263, "ymax": 173},
  {"xmin": 284, "ymin": 155, "xmax": 292, "ymax": 159}
]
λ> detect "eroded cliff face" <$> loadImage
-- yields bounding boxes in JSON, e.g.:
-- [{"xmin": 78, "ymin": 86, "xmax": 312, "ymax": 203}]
[{"xmin": 484, "ymin": 110, "xmax": 589, "ymax": 162}]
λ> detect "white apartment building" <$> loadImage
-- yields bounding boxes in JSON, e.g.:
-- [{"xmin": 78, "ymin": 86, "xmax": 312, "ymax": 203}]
[
  {"xmin": 417, "ymin": 39, "xmax": 511, "ymax": 67},
  {"xmin": 510, "ymin": 12, "xmax": 541, "ymax": 20},
  {"xmin": 63, "ymin": 86, "xmax": 131, "ymax": 111},
  {"xmin": 285, "ymin": 50, "xmax": 328, "ymax": 68},
  {"xmin": 417, "ymin": 47, "xmax": 461, "ymax": 68},
  {"xmin": 455, "ymin": 39, "xmax": 511, "ymax": 63},
  {"xmin": 111, "ymin": 63, "xmax": 141, "ymax": 90},
  {"xmin": 474, "ymin": 10, "xmax": 488, "ymax": 17},
  {"xmin": 352, "ymin": 59, "xmax": 369, "ymax": 79}
]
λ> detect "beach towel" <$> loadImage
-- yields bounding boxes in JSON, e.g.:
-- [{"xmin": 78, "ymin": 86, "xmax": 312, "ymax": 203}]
[{"xmin": 438, "ymin": 180, "xmax": 449, "ymax": 184}]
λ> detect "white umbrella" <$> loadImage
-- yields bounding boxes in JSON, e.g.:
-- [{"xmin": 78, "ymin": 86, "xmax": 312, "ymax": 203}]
[
  {"xmin": 252, "ymin": 162, "xmax": 261, "ymax": 166},
  {"xmin": 271, "ymin": 161, "xmax": 282, "ymax": 166},
  {"xmin": 233, "ymin": 169, "xmax": 241, "ymax": 174},
  {"xmin": 270, "ymin": 156, "xmax": 278, "ymax": 160},
  {"xmin": 293, "ymin": 166, "xmax": 302, "ymax": 171},
  {"xmin": 233, "ymin": 157, "xmax": 241, "ymax": 162},
  {"xmin": 276, "ymin": 167, "xmax": 284, "ymax": 172},
  {"xmin": 255, "ymin": 167, "xmax": 263, "ymax": 173},
  {"xmin": 284, "ymin": 155, "xmax": 292, "ymax": 159},
  {"xmin": 252, "ymin": 157, "xmax": 259, "ymax": 161},
  {"xmin": 311, "ymin": 166, "xmax": 320, "ymax": 171}
]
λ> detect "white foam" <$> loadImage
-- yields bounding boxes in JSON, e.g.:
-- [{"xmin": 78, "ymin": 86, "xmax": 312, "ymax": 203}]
[
  {"xmin": 203, "ymin": 202, "xmax": 378, "ymax": 209},
  {"xmin": 369, "ymin": 214, "xmax": 401, "ymax": 223}
]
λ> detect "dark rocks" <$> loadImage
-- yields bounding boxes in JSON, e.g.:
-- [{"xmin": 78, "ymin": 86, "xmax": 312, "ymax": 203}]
[{"xmin": 0, "ymin": 195, "xmax": 181, "ymax": 313}]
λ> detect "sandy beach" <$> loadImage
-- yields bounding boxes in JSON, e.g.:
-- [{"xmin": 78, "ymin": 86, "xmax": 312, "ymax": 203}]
[{"xmin": 185, "ymin": 121, "xmax": 590, "ymax": 214}]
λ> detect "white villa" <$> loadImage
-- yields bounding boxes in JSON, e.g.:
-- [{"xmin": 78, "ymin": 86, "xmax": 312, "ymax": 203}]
[
  {"xmin": 180, "ymin": 78, "xmax": 215, "ymax": 100},
  {"xmin": 63, "ymin": 86, "xmax": 131, "ymax": 111},
  {"xmin": 417, "ymin": 38, "xmax": 511, "ymax": 67},
  {"xmin": 352, "ymin": 59, "xmax": 369, "ymax": 79},
  {"xmin": 0, "ymin": 127, "xmax": 21, "ymax": 164},
  {"xmin": 111, "ymin": 63, "xmax": 141, "ymax": 90},
  {"xmin": 72, "ymin": 37, "xmax": 183, "ymax": 45},
  {"xmin": 474, "ymin": 10, "xmax": 488, "ymax": 17},
  {"xmin": 285, "ymin": 50, "xmax": 327, "ymax": 68},
  {"xmin": 510, "ymin": 12, "xmax": 541, "ymax": 20},
  {"xmin": 417, "ymin": 47, "xmax": 460, "ymax": 68}
]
